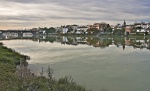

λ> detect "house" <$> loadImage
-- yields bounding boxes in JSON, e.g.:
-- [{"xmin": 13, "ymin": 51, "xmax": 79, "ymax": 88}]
[
  {"xmin": 87, "ymin": 23, "xmax": 100, "ymax": 29},
  {"xmin": 56, "ymin": 27, "xmax": 68, "ymax": 34},
  {"xmin": 134, "ymin": 22, "xmax": 150, "ymax": 33},
  {"xmin": 76, "ymin": 26, "xmax": 88, "ymax": 34},
  {"xmin": 39, "ymin": 29, "xmax": 46, "ymax": 34},
  {"xmin": 87, "ymin": 22, "xmax": 110, "ymax": 32},
  {"xmin": 23, "ymin": 33, "xmax": 33, "ymax": 38},
  {"xmin": 115, "ymin": 24, "xmax": 123, "ymax": 30},
  {"xmin": 70, "ymin": 25, "xmax": 78, "ymax": 33},
  {"xmin": 57, "ymin": 27, "xmax": 68, "ymax": 34},
  {"xmin": 125, "ymin": 26, "xmax": 134, "ymax": 33}
]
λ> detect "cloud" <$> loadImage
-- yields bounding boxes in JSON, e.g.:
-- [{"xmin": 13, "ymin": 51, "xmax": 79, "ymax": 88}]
[{"xmin": 0, "ymin": 0, "xmax": 150, "ymax": 29}]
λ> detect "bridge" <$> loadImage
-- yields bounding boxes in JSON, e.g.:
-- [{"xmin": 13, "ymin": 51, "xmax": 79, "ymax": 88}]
[
  {"xmin": 0, "ymin": 30, "xmax": 37, "ymax": 34},
  {"xmin": 0, "ymin": 29, "xmax": 45, "ymax": 39}
]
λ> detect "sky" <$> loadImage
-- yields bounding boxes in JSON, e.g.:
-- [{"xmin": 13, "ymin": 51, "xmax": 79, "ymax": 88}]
[{"xmin": 0, "ymin": 0, "xmax": 150, "ymax": 30}]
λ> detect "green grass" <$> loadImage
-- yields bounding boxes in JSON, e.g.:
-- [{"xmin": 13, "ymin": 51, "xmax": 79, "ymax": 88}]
[
  {"xmin": 0, "ymin": 42, "xmax": 27, "ymax": 91},
  {"xmin": 0, "ymin": 42, "xmax": 91, "ymax": 91}
]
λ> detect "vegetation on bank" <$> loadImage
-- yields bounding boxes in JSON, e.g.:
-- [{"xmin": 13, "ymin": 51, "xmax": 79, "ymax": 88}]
[
  {"xmin": 0, "ymin": 42, "xmax": 27, "ymax": 90},
  {"xmin": 0, "ymin": 42, "xmax": 90, "ymax": 91},
  {"xmin": 39, "ymin": 27, "xmax": 56, "ymax": 34}
]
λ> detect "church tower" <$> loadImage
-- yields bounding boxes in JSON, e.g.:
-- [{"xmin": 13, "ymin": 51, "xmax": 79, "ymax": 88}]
[{"xmin": 123, "ymin": 20, "xmax": 126, "ymax": 27}]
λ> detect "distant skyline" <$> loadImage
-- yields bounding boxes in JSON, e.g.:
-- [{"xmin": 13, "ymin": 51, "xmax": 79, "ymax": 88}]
[{"xmin": 0, "ymin": 0, "xmax": 150, "ymax": 30}]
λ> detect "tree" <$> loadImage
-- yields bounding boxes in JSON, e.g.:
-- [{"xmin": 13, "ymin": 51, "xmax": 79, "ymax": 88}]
[
  {"xmin": 107, "ymin": 24, "xmax": 112, "ymax": 32},
  {"xmin": 46, "ymin": 27, "xmax": 56, "ymax": 34}
]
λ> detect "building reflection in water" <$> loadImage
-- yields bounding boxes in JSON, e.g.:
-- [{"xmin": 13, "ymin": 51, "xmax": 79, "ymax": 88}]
[{"xmin": 0, "ymin": 35, "xmax": 150, "ymax": 50}]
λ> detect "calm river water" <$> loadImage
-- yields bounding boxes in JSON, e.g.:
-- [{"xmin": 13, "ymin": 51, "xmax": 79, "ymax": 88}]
[{"xmin": 1, "ymin": 36, "xmax": 150, "ymax": 91}]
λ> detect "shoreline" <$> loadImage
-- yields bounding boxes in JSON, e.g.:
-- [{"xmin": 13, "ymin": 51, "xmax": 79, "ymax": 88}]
[{"xmin": 0, "ymin": 42, "xmax": 90, "ymax": 91}]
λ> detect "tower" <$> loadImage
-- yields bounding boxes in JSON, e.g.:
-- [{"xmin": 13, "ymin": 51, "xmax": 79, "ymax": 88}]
[{"xmin": 123, "ymin": 20, "xmax": 126, "ymax": 27}]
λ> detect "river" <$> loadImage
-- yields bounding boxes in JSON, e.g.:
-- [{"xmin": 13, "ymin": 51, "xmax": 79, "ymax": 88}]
[{"xmin": 1, "ymin": 35, "xmax": 150, "ymax": 91}]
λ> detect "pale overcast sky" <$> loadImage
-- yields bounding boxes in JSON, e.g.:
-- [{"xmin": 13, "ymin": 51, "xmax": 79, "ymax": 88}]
[{"xmin": 0, "ymin": 0, "xmax": 150, "ymax": 29}]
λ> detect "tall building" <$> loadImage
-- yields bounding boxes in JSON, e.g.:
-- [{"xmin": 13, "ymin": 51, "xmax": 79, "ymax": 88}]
[{"xmin": 122, "ymin": 20, "xmax": 126, "ymax": 27}]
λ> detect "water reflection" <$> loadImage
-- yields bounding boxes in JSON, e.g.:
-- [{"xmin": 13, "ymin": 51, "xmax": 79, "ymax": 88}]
[
  {"xmin": 1, "ymin": 35, "xmax": 150, "ymax": 50},
  {"xmin": 1, "ymin": 35, "xmax": 150, "ymax": 91}
]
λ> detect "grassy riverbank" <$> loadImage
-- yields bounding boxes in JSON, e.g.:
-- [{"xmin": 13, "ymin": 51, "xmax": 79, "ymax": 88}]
[
  {"xmin": 0, "ymin": 42, "xmax": 90, "ymax": 91},
  {"xmin": 0, "ymin": 42, "xmax": 27, "ymax": 90}
]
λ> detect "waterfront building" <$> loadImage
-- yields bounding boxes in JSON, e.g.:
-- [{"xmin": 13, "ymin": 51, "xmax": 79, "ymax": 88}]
[
  {"xmin": 134, "ymin": 22, "xmax": 150, "ymax": 33},
  {"xmin": 125, "ymin": 26, "xmax": 134, "ymax": 33},
  {"xmin": 87, "ymin": 22, "xmax": 110, "ymax": 32},
  {"xmin": 76, "ymin": 26, "xmax": 88, "ymax": 34},
  {"xmin": 23, "ymin": 32, "xmax": 33, "ymax": 38}
]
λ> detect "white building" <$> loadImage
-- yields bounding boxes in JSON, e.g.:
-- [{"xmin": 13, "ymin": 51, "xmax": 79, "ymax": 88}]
[
  {"xmin": 62, "ymin": 28, "xmax": 68, "ymax": 34},
  {"xmin": 134, "ymin": 22, "xmax": 150, "ymax": 32},
  {"xmin": 23, "ymin": 33, "xmax": 33, "ymax": 37},
  {"xmin": 56, "ymin": 27, "xmax": 69, "ymax": 34}
]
